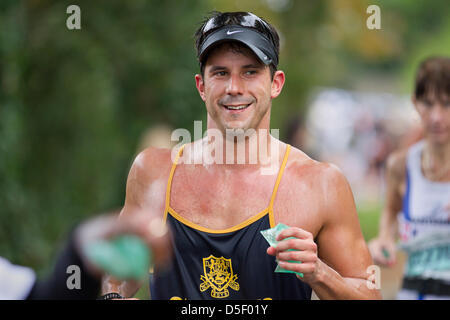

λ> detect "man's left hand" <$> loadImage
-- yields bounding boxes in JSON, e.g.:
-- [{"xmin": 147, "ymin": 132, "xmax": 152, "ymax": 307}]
[{"xmin": 266, "ymin": 227, "xmax": 321, "ymax": 284}]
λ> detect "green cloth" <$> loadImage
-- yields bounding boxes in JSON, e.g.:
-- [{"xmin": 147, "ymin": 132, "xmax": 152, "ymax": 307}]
[
  {"xmin": 260, "ymin": 223, "xmax": 303, "ymax": 278},
  {"xmin": 84, "ymin": 235, "xmax": 151, "ymax": 280}
]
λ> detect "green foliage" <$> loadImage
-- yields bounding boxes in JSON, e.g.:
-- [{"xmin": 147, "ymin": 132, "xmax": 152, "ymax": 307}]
[
  {"xmin": 357, "ymin": 203, "xmax": 382, "ymax": 242},
  {"xmin": 0, "ymin": 0, "xmax": 209, "ymax": 275}
]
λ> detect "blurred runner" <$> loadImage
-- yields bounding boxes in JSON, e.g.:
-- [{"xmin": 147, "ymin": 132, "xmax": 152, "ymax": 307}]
[
  {"xmin": 0, "ymin": 211, "xmax": 171, "ymax": 299},
  {"xmin": 369, "ymin": 57, "xmax": 450, "ymax": 299}
]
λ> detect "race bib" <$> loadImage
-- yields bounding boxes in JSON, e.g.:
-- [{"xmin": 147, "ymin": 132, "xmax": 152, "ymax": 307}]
[{"xmin": 400, "ymin": 232, "xmax": 450, "ymax": 280}]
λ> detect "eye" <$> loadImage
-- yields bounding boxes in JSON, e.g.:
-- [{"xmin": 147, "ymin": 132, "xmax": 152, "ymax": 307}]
[
  {"xmin": 215, "ymin": 71, "xmax": 227, "ymax": 76},
  {"xmin": 245, "ymin": 70, "xmax": 257, "ymax": 75},
  {"xmin": 422, "ymin": 99, "xmax": 432, "ymax": 107}
]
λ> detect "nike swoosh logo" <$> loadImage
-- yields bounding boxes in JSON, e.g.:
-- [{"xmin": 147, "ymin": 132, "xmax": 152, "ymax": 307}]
[{"xmin": 226, "ymin": 30, "xmax": 243, "ymax": 35}]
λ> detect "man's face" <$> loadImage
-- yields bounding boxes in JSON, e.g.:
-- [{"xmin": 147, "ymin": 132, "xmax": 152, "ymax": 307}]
[
  {"xmin": 414, "ymin": 93, "xmax": 450, "ymax": 144},
  {"xmin": 195, "ymin": 43, "xmax": 284, "ymax": 133}
]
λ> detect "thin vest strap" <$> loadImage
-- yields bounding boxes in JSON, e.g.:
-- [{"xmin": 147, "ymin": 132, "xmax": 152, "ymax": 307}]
[
  {"xmin": 164, "ymin": 144, "xmax": 185, "ymax": 215},
  {"xmin": 269, "ymin": 144, "xmax": 291, "ymax": 213},
  {"xmin": 164, "ymin": 143, "xmax": 290, "ymax": 226}
]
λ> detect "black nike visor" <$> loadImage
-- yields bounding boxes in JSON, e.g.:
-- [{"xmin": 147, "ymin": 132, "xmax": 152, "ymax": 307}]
[{"xmin": 198, "ymin": 25, "xmax": 278, "ymax": 67}]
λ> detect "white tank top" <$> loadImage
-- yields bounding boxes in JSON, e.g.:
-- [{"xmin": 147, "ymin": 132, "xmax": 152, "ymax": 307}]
[
  {"xmin": 398, "ymin": 140, "xmax": 450, "ymax": 280},
  {"xmin": 0, "ymin": 257, "xmax": 35, "ymax": 299}
]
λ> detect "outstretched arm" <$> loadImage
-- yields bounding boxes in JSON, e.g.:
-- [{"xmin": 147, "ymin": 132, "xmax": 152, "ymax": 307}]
[{"xmin": 101, "ymin": 148, "xmax": 172, "ymax": 298}]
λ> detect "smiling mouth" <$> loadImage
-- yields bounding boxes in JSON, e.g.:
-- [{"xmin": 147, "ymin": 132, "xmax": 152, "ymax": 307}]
[
  {"xmin": 222, "ymin": 103, "xmax": 251, "ymax": 111},
  {"xmin": 429, "ymin": 127, "xmax": 447, "ymax": 134}
]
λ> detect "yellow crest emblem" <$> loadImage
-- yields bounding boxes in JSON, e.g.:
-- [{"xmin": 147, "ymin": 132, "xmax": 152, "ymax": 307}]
[{"xmin": 199, "ymin": 255, "xmax": 240, "ymax": 298}]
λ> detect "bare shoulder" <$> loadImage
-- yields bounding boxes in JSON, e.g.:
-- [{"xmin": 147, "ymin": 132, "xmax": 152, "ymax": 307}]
[
  {"xmin": 130, "ymin": 146, "xmax": 174, "ymax": 178},
  {"xmin": 385, "ymin": 148, "xmax": 408, "ymax": 179},
  {"xmin": 124, "ymin": 146, "xmax": 175, "ymax": 209},
  {"xmin": 281, "ymin": 147, "xmax": 347, "ymax": 226},
  {"xmin": 287, "ymin": 146, "xmax": 346, "ymax": 191}
]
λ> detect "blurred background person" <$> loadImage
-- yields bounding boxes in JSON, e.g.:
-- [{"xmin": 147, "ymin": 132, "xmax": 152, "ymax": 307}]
[
  {"xmin": 368, "ymin": 56, "xmax": 450, "ymax": 300},
  {"xmin": 136, "ymin": 124, "xmax": 176, "ymax": 154},
  {"xmin": 285, "ymin": 114, "xmax": 317, "ymax": 160},
  {"xmin": 1, "ymin": 211, "xmax": 172, "ymax": 299}
]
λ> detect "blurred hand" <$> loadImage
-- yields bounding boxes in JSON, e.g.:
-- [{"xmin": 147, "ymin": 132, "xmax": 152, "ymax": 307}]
[
  {"xmin": 74, "ymin": 211, "xmax": 172, "ymax": 279},
  {"xmin": 368, "ymin": 237, "xmax": 396, "ymax": 267}
]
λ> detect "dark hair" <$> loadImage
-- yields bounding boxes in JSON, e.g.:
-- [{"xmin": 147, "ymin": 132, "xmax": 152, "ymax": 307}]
[
  {"xmin": 414, "ymin": 56, "xmax": 450, "ymax": 103},
  {"xmin": 194, "ymin": 11, "xmax": 280, "ymax": 79}
]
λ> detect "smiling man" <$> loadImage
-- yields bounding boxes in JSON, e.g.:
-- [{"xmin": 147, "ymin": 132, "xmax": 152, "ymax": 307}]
[{"xmin": 102, "ymin": 11, "xmax": 381, "ymax": 300}]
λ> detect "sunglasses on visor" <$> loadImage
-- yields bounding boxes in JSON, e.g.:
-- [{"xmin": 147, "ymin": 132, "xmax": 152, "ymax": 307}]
[{"xmin": 201, "ymin": 12, "xmax": 275, "ymax": 44}]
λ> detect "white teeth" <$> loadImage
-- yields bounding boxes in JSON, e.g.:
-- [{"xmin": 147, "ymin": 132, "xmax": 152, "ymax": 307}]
[{"xmin": 225, "ymin": 104, "xmax": 249, "ymax": 110}]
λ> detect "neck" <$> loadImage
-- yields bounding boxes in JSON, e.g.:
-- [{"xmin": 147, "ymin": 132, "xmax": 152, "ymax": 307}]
[
  {"xmin": 422, "ymin": 138, "xmax": 450, "ymax": 180},
  {"xmin": 202, "ymin": 129, "xmax": 280, "ymax": 169},
  {"xmin": 425, "ymin": 139, "xmax": 450, "ymax": 164},
  {"xmin": 203, "ymin": 110, "xmax": 278, "ymax": 168}
]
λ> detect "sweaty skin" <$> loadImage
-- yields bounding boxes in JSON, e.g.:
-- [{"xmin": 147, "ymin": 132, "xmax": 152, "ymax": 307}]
[{"xmin": 103, "ymin": 44, "xmax": 381, "ymax": 299}]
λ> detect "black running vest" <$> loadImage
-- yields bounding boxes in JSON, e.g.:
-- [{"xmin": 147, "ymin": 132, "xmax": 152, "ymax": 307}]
[{"xmin": 150, "ymin": 144, "xmax": 312, "ymax": 300}]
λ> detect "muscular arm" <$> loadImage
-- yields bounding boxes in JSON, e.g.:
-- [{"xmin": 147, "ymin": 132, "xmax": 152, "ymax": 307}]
[
  {"xmin": 269, "ymin": 164, "xmax": 381, "ymax": 299},
  {"xmin": 101, "ymin": 148, "xmax": 171, "ymax": 298},
  {"xmin": 310, "ymin": 165, "xmax": 381, "ymax": 299},
  {"xmin": 101, "ymin": 158, "xmax": 146, "ymax": 298}
]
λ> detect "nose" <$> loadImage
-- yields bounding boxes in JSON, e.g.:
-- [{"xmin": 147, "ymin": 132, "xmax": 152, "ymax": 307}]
[
  {"xmin": 430, "ymin": 104, "xmax": 445, "ymax": 124},
  {"xmin": 225, "ymin": 73, "xmax": 245, "ymax": 96}
]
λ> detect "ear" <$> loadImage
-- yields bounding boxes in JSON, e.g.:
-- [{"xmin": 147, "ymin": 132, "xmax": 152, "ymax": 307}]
[
  {"xmin": 195, "ymin": 74, "xmax": 206, "ymax": 101},
  {"xmin": 271, "ymin": 70, "xmax": 285, "ymax": 99}
]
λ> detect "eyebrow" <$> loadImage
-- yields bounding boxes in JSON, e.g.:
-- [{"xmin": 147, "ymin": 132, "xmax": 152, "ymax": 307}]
[
  {"xmin": 242, "ymin": 64, "xmax": 264, "ymax": 69},
  {"xmin": 208, "ymin": 66, "xmax": 227, "ymax": 73},
  {"xmin": 208, "ymin": 64, "xmax": 265, "ymax": 73}
]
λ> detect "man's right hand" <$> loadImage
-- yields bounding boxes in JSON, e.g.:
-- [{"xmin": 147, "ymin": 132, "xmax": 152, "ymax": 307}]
[{"xmin": 92, "ymin": 211, "xmax": 172, "ymax": 299}]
